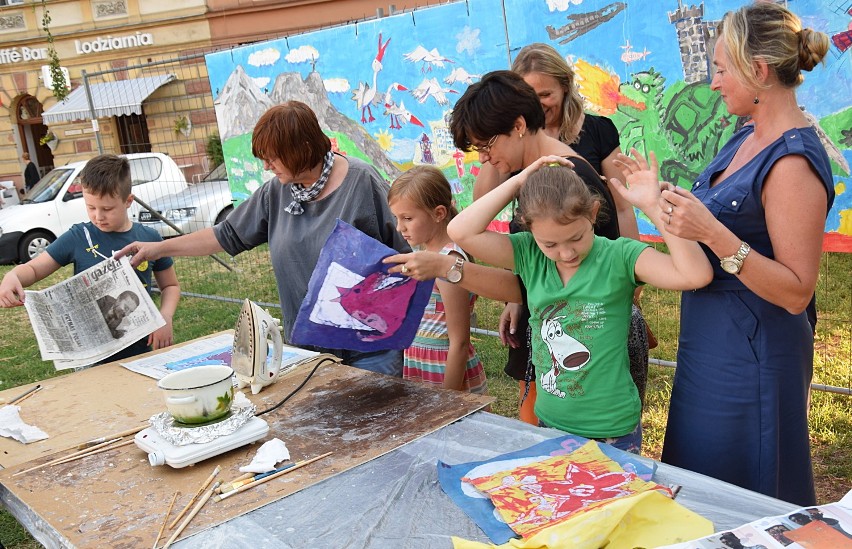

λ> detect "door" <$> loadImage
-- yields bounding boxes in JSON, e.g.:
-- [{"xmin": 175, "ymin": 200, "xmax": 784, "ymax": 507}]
[{"xmin": 15, "ymin": 95, "xmax": 54, "ymax": 178}]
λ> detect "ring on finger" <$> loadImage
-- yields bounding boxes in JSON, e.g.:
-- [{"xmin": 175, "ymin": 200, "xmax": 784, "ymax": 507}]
[
  {"xmin": 401, "ymin": 265, "xmax": 409, "ymax": 274},
  {"xmin": 667, "ymin": 205, "xmax": 673, "ymax": 214}
]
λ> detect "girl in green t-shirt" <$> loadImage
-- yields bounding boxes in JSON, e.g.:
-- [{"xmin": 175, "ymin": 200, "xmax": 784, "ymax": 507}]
[{"xmin": 446, "ymin": 153, "xmax": 712, "ymax": 453}]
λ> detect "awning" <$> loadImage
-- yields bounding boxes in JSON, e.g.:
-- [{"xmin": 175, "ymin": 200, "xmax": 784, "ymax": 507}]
[{"xmin": 42, "ymin": 74, "xmax": 176, "ymax": 124}]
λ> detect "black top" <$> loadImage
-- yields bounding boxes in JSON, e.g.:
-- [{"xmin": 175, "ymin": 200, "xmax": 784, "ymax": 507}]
[
  {"xmin": 24, "ymin": 161, "xmax": 39, "ymax": 190},
  {"xmin": 509, "ymin": 155, "xmax": 620, "ymax": 241},
  {"xmin": 571, "ymin": 114, "xmax": 620, "ymax": 176}
]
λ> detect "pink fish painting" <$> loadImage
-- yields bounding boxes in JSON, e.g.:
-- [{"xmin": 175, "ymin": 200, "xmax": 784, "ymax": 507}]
[
  {"xmin": 333, "ymin": 271, "xmax": 416, "ymax": 341},
  {"xmin": 291, "ymin": 220, "xmax": 432, "ymax": 352}
]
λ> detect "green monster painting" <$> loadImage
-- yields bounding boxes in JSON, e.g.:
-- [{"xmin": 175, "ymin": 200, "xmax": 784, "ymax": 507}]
[{"xmin": 612, "ymin": 68, "xmax": 736, "ymax": 189}]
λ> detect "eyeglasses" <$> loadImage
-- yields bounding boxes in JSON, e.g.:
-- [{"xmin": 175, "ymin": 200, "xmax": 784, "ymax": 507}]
[{"xmin": 470, "ymin": 134, "xmax": 500, "ymax": 154}]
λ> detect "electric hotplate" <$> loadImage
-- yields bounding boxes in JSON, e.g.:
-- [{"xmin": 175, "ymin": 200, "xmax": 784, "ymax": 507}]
[{"xmin": 135, "ymin": 415, "xmax": 269, "ymax": 468}]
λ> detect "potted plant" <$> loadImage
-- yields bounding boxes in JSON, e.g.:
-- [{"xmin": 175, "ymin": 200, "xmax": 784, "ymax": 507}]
[
  {"xmin": 40, "ymin": 131, "xmax": 59, "ymax": 151},
  {"xmin": 174, "ymin": 115, "xmax": 192, "ymax": 137}
]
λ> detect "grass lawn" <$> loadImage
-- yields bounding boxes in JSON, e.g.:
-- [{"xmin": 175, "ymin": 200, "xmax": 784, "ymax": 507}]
[{"xmin": 0, "ymin": 250, "xmax": 849, "ymax": 547}]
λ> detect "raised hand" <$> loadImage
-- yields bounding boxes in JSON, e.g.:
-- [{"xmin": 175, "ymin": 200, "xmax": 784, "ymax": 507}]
[{"xmin": 610, "ymin": 148, "xmax": 663, "ymax": 212}]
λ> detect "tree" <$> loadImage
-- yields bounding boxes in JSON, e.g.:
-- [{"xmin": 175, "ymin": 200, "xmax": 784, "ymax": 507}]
[{"xmin": 38, "ymin": 0, "xmax": 70, "ymax": 101}]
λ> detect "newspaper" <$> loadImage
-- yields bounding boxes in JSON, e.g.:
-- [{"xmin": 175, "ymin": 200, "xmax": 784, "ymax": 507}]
[
  {"xmin": 659, "ymin": 489, "xmax": 852, "ymax": 548},
  {"xmin": 120, "ymin": 332, "xmax": 320, "ymax": 380},
  {"xmin": 24, "ymin": 256, "xmax": 165, "ymax": 370}
]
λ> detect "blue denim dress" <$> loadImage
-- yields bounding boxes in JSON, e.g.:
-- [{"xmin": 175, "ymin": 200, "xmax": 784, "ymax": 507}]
[{"xmin": 661, "ymin": 125, "xmax": 834, "ymax": 505}]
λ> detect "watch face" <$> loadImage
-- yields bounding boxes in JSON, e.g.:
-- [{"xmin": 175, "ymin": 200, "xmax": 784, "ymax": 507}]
[
  {"xmin": 446, "ymin": 268, "xmax": 462, "ymax": 283},
  {"xmin": 721, "ymin": 259, "xmax": 739, "ymax": 274}
]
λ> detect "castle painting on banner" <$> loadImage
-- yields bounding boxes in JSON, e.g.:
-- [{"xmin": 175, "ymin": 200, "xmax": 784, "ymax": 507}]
[{"xmin": 205, "ymin": 0, "xmax": 852, "ymax": 251}]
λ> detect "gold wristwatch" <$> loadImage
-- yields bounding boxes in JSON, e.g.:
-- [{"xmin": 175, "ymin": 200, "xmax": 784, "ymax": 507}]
[
  {"xmin": 720, "ymin": 242, "xmax": 751, "ymax": 275},
  {"xmin": 446, "ymin": 256, "xmax": 465, "ymax": 283}
]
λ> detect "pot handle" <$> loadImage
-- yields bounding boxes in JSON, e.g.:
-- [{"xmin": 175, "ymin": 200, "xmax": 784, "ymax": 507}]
[{"xmin": 166, "ymin": 395, "xmax": 196, "ymax": 405}]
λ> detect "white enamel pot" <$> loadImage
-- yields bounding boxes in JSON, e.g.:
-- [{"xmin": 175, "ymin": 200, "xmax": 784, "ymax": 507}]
[{"xmin": 157, "ymin": 365, "xmax": 235, "ymax": 424}]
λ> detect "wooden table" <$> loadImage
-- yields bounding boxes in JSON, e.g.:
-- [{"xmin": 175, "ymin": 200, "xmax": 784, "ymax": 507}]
[
  {"xmin": 0, "ymin": 333, "xmax": 798, "ymax": 548},
  {"xmin": 0, "ymin": 333, "xmax": 491, "ymax": 547}
]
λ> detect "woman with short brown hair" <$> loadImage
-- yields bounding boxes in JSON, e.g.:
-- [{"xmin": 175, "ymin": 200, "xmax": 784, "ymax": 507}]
[{"xmin": 118, "ymin": 101, "xmax": 409, "ymax": 375}]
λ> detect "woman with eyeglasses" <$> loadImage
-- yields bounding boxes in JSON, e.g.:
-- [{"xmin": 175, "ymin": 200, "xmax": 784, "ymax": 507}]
[{"xmin": 449, "ymin": 70, "xmax": 624, "ymax": 423}]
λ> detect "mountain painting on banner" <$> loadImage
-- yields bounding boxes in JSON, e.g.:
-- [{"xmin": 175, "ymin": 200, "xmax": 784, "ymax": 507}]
[{"xmin": 205, "ymin": 0, "xmax": 852, "ymax": 249}]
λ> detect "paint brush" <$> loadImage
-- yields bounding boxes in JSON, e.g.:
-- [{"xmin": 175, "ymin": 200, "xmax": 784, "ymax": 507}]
[
  {"xmin": 168, "ymin": 464, "xmax": 220, "ymax": 530},
  {"xmin": 215, "ymin": 471, "xmax": 253, "ymax": 494},
  {"xmin": 8, "ymin": 384, "xmax": 41, "ymax": 405},
  {"xmin": 163, "ymin": 481, "xmax": 220, "ymax": 549},
  {"xmin": 220, "ymin": 462, "xmax": 296, "ymax": 493},
  {"xmin": 214, "ymin": 452, "xmax": 332, "ymax": 502},
  {"xmin": 49, "ymin": 439, "xmax": 135, "ymax": 466},
  {"xmin": 74, "ymin": 425, "xmax": 147, "ymax": 450},
  {"xmin": 152, "ymin": 490, "xmax": 179, "ymax": 549},
  {"xmin": 12, "ymin": 437, "xmax": 124, "ymax": 476}
]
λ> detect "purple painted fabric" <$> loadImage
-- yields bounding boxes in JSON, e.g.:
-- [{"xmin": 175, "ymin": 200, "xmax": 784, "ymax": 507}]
[{"xmin": 291, "ymin": 219, "xmax": 431, "ymax": 351}]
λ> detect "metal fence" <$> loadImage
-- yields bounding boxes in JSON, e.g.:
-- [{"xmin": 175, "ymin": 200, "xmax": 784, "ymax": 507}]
[{"xmin": 67, "ymin": 55, "xmax": 851, "ymax": 395}]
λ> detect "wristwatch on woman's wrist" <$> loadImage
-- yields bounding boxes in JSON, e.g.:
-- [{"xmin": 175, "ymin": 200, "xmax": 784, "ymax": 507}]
[
  {"xmin": 446, "ymin": 256, "xmax": 465, "ymax": 283},
  {"xmin": 720, "ymin": 241, "xmax": 751, "ymax": 274}
]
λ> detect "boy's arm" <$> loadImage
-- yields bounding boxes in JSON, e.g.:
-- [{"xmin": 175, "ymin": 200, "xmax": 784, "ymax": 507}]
[
  {"xmin": 149, "ymin": 265, "xmax": 180, "ymax": 349},
  {"xmin": 0, "ymin": 253, "xmax": 62, "ymax": 307}
]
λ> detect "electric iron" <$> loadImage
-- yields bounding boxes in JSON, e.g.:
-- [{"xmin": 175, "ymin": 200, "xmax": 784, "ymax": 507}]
[{"xmin": 231, "ymin": 299, "xmax": 284, "ymax": 395}]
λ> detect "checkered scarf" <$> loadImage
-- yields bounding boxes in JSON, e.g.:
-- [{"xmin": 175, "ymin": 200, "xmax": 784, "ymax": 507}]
[{"xmin": 285, "ymin": 151, "xmax": 335, "ymax": 215}]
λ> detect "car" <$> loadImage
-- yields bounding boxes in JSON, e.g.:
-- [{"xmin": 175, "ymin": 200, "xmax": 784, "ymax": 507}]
[
  {"xmin": 139, "ymin": 163, "xmax": 235, "ymax": 238},
  {"xmin": 0, "ymin": 152, "xmax": 188, "ymax": 264}
]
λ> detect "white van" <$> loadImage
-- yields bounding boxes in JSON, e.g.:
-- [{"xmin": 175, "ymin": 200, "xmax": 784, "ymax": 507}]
[{"xmin": 0, "ymin": 153, "xmax": 188, "ymax": 263}]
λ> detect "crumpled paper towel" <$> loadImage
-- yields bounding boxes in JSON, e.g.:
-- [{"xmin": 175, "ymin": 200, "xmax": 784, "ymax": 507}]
[
  {"xmin": 0, "ymin": 405, "xmax": 49, "ymax": 443},
  {"xmin": 239, "ymin": 438, "xmax": 290, "ymax": 473},
  {"xmin": 233, "ymin": 391, "xmax": 252, "ymax": 408}
]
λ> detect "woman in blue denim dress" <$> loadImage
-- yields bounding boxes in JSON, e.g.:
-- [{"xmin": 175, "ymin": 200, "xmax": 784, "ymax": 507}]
[{"xmin": 657, "ymin": 3, "xmax": 834, "ymax": 505}]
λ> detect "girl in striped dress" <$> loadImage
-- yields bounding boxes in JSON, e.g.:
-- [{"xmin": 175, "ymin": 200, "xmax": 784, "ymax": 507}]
[{"xmin": 387, "ymin": 166, "xmax": 487, "ymax": 394}]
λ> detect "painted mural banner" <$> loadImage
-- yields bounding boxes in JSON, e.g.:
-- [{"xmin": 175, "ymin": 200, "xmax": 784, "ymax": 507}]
[{"xmin": 205, "ymin": 0, "xmax": 852, "ymax": 251}]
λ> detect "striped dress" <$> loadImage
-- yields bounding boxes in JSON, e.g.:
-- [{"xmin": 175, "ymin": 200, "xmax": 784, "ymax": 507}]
[{"xmin": 403, "ymin": 244, "xmax": 487, "ymax": 394}]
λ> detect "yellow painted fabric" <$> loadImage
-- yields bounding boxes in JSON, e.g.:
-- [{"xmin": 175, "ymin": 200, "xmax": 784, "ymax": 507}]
[
  {"xmin": 452, "ymin": 490, "xmax": 712, "ymax": 549},
  {"xmin": 463, "ymin": 441, "xmax": 671, "ymax": 538},
  {"xmin": 455, "ymin": 441, "xmax": 712, "ymax": 548}
]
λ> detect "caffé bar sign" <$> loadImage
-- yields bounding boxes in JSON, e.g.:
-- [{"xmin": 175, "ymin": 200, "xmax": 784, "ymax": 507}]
[{"xmin": 0, "ymin": 31, "xmax": 155, "ymax": 65}]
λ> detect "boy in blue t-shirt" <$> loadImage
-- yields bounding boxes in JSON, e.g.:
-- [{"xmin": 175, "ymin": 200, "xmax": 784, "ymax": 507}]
[{"xmin": 0, "ymin": 154, "xmax": 180, "ymax": 363}]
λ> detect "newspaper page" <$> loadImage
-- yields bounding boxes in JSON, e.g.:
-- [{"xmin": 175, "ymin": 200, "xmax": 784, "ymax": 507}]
[
  {"xmin": 659, "ymin": 489, "xmax": 852, "ymax": 548},
  {"xmin": 120, "ymin": 332, "xmax": 319, "ymax": 380},
  {"xmin": 24, "ymin": 256, "xmax": 165, "ymax": 370}
]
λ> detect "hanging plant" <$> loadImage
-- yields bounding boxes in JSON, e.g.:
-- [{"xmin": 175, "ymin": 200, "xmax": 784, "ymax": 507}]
[
  {"xmin": 39, "ymin": 131, "xmax": 57, "ymax": 146},
  {"xmin": 39, "ymin": 0, "xmax": 69, "ymax": 101},
  {"xmin": 173, "ymin": 115, "xmax": 192, "ymax": 137}
]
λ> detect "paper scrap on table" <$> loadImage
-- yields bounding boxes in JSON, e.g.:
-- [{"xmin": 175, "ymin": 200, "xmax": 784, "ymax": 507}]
[
  {"xmin": 0, "ymin": 405, "xmax": 49, "ymax": 443},
  {"xmin": 233, "ymin": 391, "xmax": 252, "ymax": 409},
  {"xmin": 239, "ymin": 438, "xmax": 289, "ymax": 473}
]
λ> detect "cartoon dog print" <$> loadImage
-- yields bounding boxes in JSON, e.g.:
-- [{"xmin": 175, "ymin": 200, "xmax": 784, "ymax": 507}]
[{"xmin": 538, "ymin": 303, "xmax": 591, "ymax": 398}]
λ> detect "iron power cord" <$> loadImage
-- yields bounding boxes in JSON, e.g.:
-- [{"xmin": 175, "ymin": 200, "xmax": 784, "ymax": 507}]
[{"xmin": 255, "ymin": 356, "xmax": 338, "ymax": 417}]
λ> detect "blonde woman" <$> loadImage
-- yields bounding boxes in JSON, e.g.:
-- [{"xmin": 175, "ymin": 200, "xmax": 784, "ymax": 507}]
[{"xmin": 659, "ymin": 2, "xmax": 833, "ymax": 505}]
